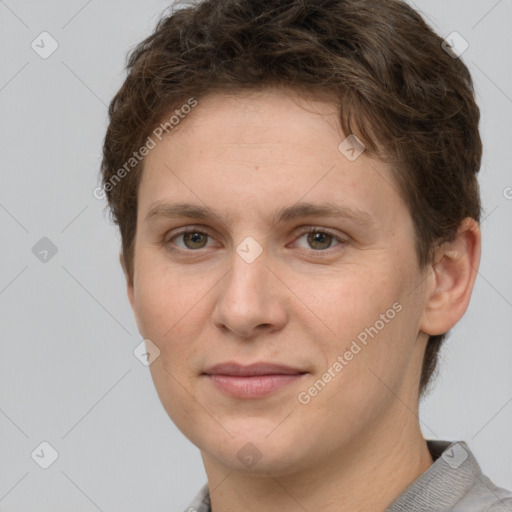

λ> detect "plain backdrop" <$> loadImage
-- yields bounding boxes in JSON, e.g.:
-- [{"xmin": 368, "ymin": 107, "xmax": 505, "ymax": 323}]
[{"xmin": 1, "ymin": 1, "xmax": 511, "ymax": 510}]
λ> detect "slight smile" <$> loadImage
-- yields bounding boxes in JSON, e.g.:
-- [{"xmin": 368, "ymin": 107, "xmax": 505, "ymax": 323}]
[{"xmin": 202, "ymin": 362, "xmax": 309, "ymax": 399}]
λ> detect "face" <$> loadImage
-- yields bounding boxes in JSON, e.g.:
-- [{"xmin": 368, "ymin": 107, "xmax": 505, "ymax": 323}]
[{"xmin": 126, "ymin": 87, "xmax": 431, "ymax": 476}]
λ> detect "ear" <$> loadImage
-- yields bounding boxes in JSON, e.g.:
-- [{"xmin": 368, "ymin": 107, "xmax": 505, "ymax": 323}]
[
  {"xmin": 420, "ymin": 217, "xmax": 481, "ymax": 336},
  {"xmin": 119, "ymin": 252, "xmax": 135, "ymax": 310}
]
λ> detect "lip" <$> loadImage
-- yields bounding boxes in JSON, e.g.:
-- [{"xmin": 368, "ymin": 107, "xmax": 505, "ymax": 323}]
[
  {"xmin": 202, "ymin": 362, "xmax": 308, "ymax": 399},
  {"xmin": 204, "ymin": 362, "xmax": 306, "ymax": 376}
]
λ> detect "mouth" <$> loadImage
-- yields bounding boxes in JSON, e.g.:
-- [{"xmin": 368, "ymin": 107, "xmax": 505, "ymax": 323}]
[{"xmin": 202, "ymin": 362, "xmax": 308, "ymax": 399}]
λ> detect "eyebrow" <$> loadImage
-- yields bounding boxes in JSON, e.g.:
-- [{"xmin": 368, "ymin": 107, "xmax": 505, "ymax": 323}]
[{"xmin": 144, "ymin": 201, "xmax": 374, "ymax": 228}]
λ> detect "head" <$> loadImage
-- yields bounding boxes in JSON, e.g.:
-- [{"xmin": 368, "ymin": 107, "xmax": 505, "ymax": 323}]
[{"xmin": 100, "ymin": 0, "xmax": 481, "ymax": 475}]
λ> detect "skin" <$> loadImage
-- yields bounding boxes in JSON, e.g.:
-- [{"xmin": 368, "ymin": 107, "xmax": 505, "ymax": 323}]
[{"xmin": 122, "ymin": 86, "xmax": 480, "ymax": 512}]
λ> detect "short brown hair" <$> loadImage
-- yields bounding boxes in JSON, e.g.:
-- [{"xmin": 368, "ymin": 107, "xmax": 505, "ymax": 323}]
[{"xmin": 100, "ymin": 0, "xmax": 482, "ymax": 395}]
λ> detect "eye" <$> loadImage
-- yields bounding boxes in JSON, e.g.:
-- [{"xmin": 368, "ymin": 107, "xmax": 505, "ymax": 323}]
[
  {"xmin": 168, "ymin": 228, "xmax": 213, "ymax": 250},
  {"xmin": 164, "ymin": 226, "xmax": 345, "ymax": 254},
  {"xmin": 293, "ymin": 228, "xmax": 343, "ymax": 251}
]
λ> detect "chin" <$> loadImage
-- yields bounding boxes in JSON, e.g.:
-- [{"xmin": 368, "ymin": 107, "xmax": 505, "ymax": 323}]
[{"xmin": 194, "ymin": 422, "xmax": 315, "ymax": 475}]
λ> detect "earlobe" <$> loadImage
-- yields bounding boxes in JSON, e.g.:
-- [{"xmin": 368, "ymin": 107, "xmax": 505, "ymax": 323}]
[{"xmin": 420, "ymin": 218, "xmax": 481, "ymax": 336}]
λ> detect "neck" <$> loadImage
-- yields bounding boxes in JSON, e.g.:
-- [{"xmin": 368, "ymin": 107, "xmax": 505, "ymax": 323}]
[{"xmin": 202, "ymin": 406, "xmax": 433, "ymax": 512}]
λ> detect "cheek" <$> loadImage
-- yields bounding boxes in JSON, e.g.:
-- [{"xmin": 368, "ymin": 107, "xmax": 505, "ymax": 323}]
[
  {"xmin": 293, "ymin": 266, "xmax": 400, "ymax": 343},
  {"xmin": 133, "ymin": 255, "xmax": 207, "ymax": 338},
  {"xmin": 132, "ymin": 261, "xmax": 212, "ymax": 432},
  {"xmin": 131, "ymin": 254, "xmax": 229, "ymax": 392},
  {"xmin": 295, "ymin": 262, "xmax": 419, "ymax": 388}
]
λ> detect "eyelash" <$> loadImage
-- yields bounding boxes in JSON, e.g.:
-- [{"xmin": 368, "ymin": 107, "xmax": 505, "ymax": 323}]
[{"xmin": 163, "ymin": 225, "xmax": 347, "ymax": 254}]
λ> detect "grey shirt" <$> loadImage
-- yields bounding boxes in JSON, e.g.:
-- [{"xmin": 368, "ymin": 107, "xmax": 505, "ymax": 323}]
[{"xmin": 183, "ymin": 440, "xmax": 512, "ymax": 511}]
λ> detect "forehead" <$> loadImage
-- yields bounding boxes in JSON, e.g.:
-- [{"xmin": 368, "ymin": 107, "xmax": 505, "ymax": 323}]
[
  {"xmin": 146, "ymin": 88, "xmax": 345, "ymax": 168},
  {"xmin": 138, "ymin": 88, "xmax": 407, "ymax": 228}
]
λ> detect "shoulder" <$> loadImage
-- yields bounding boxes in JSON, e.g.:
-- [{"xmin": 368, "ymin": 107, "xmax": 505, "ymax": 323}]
[
  {"xmin": 387, "ymin": 440, "xmax": 512, "ymax": 512},
  {"xmin": 483, "ymin": 498, "xmax": 512, "ymax": 512},
  {"xmin": 464, "ymin": 474, "xmax": 512, "ymax": 512},
  {"xmin": 432, "ymin": 441, "xmax": 512, "ymax": 512}
]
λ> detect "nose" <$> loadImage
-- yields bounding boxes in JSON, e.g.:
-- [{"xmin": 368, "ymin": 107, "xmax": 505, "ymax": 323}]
[{"xmin": 212, "ymin": 247, "xmax": 289, "ymax": 339}]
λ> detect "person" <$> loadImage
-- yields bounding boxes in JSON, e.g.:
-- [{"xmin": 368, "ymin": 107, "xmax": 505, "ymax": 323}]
[{"xmin": 99, "ymin": 0, "xmax": 512, "ymax": 510}]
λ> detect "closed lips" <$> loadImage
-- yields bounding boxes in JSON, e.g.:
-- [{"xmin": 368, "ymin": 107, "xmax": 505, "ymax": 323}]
[{"xmin": 203, "ymin": 362, "xmax": 307, "ymax": 376}]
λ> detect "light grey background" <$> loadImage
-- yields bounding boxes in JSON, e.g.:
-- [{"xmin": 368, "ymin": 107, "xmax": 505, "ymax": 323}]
[{"xmin": 1, "ymin": 1, "xmax": 511, "ymax": 510}]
